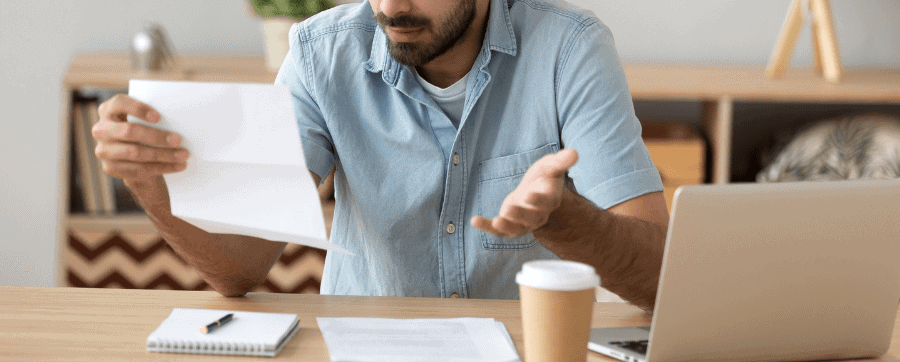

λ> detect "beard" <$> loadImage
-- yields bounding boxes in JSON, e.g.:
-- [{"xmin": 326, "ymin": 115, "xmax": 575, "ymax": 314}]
[{"xmin": 374, "ymin": 0, "xmax": 477, "ymax": 67}]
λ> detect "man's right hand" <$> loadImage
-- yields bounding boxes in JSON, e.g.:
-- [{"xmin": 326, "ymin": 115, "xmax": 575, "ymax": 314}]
[{"xmin": 93, "ymin": 94, "xmax": 189, "ymax": 181}]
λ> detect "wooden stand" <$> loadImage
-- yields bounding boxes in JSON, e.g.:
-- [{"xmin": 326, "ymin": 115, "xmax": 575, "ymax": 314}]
[{"xmin": 766, "ymin": 0, "xmax": 843, "ymax": 83}]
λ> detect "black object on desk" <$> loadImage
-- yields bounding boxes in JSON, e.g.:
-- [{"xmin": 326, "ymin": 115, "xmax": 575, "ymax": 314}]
[{"xmin": 200, "ymin": 313, "xmax": 233, "ymax": 334}]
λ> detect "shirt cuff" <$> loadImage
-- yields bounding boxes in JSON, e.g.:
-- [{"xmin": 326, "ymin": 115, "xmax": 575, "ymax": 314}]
[
  {"xmin": 301, "ymin": 136, "xmax": 335, "ymax": 185},
  {"xmin": 581, "ymin": 167, "xmax": 664, "ymax": 209}
]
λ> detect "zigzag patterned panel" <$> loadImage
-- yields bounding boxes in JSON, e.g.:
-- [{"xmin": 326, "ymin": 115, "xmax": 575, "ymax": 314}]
[{"xmin": 66, "ymin": 227, "xmax": 325, "ymax": 294}]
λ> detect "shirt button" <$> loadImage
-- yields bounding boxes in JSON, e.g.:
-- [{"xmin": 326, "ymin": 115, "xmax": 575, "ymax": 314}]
[
  {"xmin": 452, "ymin": 154, "xmax": 460, "ymax": 165},
  {"xmin": 446, "ymin": 223, "xmax": 456, "ymax": 234},
  {"xmin": 450, "ymin": 292, "xmax": 460, "ymax": 298}
]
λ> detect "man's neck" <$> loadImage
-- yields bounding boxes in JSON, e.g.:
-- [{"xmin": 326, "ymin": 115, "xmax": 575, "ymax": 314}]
[{"xmin": 416, "ymin": 1, "xmax": 491, "ymax": 88}]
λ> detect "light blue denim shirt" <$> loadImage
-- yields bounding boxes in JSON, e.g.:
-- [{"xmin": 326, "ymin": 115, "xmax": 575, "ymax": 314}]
[{"xmin": 275, "ymin": 0, "xmax": 663, "ymax": 299}]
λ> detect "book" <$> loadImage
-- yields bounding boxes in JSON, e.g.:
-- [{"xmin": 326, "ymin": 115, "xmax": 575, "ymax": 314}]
[
  {"xmin": 83, "ymin": 100, "xmax": 117, "ymax": 215},
  {"xmin": 67, "ymin": 140, "xmax": 86, "ymax": 213},
  {"xmin": 147, "ymin": 308, "xmax": 299, "ymax": 357},
  {"xmin": 112, "ymin": 176, "xmax": 142, "ymax": 213},
  {"xmin": 71, "ymin": 101, "xmax": 100, "ymax": 214}
]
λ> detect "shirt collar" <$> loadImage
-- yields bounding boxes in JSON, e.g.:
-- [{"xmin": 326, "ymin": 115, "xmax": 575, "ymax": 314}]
[
  {"xmin": 485, "ymin": 0, "xmax": 518, "ymax": 56},
  {"xmin": 364, "ymin": 0, "xmax": 518, "ymax": 79}
]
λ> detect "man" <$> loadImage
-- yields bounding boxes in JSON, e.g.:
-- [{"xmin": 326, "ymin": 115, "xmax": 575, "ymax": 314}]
[{"xmin": 93, "ymin": 0, "xmax": 669, "ymax": 310}]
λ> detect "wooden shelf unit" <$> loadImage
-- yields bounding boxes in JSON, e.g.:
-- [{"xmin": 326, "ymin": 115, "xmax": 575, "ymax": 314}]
[
  {"xmin": 57, "ymin": 53, "xmax": 900, "ymax": 286},
  {"xmin": 624, "ymin": 65, "xmax": 900, "ymax": 184}
]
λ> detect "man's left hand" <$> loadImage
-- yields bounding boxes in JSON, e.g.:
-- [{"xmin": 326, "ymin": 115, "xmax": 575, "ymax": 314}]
[{"xmin": 471, "ymin": 149, "xmax": 579, "ymax": 237}]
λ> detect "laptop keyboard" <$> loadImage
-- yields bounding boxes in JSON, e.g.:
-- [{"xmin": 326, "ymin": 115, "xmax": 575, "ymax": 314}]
[{"xmin": 609, "ymin": 340, "xmax": 649, "ymax": 355}]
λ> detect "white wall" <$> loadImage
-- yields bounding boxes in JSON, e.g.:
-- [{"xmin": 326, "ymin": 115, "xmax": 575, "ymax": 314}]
[
  {"xmin": 0, "ymin": 0, "xmax": 264, "ymax": 288},
  {"xmin": 576, "ymin": 0, "xmax": 900, "ymax": 67},
  {"xmin": 2, "ymin": 0, "xmax": 899, "ymax": 287}
]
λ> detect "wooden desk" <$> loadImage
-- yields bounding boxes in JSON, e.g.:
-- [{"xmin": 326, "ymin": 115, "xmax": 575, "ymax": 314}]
[
  {"xmin": 0, "ymin": 286, "xmax": 638, "ymax": 361},
  {"xmin": 2, "ymin": 286, "xmax": 899, "ymax": 361}
]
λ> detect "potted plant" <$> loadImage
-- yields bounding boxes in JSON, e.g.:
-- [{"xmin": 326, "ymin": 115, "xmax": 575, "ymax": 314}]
[{"xmin": 250, "ymin": 0, "xmax": 336, "ymax": 71}]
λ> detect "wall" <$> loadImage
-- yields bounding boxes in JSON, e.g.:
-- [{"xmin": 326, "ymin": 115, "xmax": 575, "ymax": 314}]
[
  {"xmin": 1, "ymin": 0, "xmax": 899, "ymax": 287},
  {"xmin": 0, "ymin": 0, "xmax": 265, "ymax": 288},
  {"xmin": 575, "ymin": 0, "xmax": 900, "ymax": 67}
]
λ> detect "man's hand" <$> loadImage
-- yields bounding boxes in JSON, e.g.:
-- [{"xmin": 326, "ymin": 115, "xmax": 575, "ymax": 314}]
[
  {"xmin": 93, "ymin": 94, "xmax": 188, "ymax": 181},
  {"xmin": 471, "ymin": 149, "xmax": 579, "ymax": 237}
]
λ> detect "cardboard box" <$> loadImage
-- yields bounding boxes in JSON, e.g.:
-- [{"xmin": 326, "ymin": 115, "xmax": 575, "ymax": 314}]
[{"xmin": 642, "ymin": 122, "xmax": 706, "ymax": 209}]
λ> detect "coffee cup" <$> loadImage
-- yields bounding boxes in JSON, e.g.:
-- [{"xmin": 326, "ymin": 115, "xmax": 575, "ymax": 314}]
[{"xmin": 516, "ymin": 260, "xmax": 600, "ymax": 362}]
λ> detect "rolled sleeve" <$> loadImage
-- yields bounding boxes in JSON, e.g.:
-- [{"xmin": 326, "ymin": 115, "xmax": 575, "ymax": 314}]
[
  {"xmin": 301, "ymin": 136, "xmax": 336, "ymax": 184},
  {"xmin": 582, "ymin": 167, "xmax": 663, "ymax": 209}
]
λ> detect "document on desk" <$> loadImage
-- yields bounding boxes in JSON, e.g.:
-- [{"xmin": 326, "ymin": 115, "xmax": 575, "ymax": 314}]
[
  {"xmin": 316, "ymin": 317, "xmax": 521, "ymax": 362},
  {"xmin": 128, "ymin": 80, "xmax": 351, "ymax": 255}
]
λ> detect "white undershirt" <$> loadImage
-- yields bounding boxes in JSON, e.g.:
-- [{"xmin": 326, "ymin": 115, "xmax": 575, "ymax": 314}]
[{"xmin": 414, "ymin": 69, "xmax": 469, "ymax": 129}]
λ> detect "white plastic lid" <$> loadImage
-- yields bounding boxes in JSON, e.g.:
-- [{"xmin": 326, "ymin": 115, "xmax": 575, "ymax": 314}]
[{"xmin": 515, "ymin": 260, "xmax": 600, "ymax": 291}]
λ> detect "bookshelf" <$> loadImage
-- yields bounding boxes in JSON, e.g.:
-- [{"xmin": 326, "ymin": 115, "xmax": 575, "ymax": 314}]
[
  {"xmin": 58, "ymin": 53, "xmax": 900, "ymax": 288},
  {"xmin": 623, "ymin": 65, "xmax": 900, "ymax": 184}
]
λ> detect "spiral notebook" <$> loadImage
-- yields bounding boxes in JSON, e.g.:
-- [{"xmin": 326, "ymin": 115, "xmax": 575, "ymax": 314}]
[{"xmin": 147, "ymin": 308, "xmax": 300, "ymax": 357}]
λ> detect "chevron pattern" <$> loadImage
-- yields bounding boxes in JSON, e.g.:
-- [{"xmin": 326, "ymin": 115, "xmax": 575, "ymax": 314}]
[{"xmin": 66, "ymin": 227, "xmax": 325, "ymax": 294}]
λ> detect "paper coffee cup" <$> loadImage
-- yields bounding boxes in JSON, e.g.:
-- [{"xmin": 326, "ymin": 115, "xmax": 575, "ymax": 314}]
[{"xmin": 516, "ymin": 260, "xmax": 600, "ymax": 362}]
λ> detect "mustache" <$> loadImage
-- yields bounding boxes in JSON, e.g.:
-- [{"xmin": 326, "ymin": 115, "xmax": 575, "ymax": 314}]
[{"xmin": 374, "ymin": 12, "xmax": 430, "ymax": 28}]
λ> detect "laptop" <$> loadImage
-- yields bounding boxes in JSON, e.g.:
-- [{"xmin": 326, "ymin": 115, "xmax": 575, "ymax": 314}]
[{"xmin": 588, "ymin": 180, "xmax": 900, "ymax": 362}]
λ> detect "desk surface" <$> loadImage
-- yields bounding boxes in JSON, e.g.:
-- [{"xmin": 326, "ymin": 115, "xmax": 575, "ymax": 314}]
[
  {"xmin": 0, "ymin": 286, "xmax": 644, "ymax": 361},
  {"xmin": 1, "ymin": 286, "xmax": 898, "ymax": 361}
]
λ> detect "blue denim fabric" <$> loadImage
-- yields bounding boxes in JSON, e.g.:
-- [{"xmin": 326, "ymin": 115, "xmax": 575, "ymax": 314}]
[{"xmin": 275, "ymin": 0, "xmax": 663, "ymax": 299}]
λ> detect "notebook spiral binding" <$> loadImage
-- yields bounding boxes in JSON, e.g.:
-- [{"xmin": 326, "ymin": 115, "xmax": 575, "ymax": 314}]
[{"xmin": 153, "ymin": 338, "xmax": 264, "ymax": 355}]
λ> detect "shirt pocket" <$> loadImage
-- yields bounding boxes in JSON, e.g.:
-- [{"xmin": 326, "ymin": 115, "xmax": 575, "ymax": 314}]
[{"xmin": 477, "ymin": 142, "xmax": 560, "ymax": 250}]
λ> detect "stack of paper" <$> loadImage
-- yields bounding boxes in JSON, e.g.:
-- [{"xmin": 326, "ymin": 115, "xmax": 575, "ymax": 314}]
[
  {"xmin": 127, "ymin": 80, "xmax": 350, "ymax": 255},
  {"xmin": 316, "ymin": 317, "xmax": 521, "ymax": 362}
]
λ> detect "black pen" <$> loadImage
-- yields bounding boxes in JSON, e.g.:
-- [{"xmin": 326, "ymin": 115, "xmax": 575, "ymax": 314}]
[{"xmin": 200, "ymin": 313, "xmax": 234, "ymax": 334}]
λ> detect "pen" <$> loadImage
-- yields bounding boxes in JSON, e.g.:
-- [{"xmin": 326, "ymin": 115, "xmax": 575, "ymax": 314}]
[{"xmin": 200, "ymin": 313, "xmax": 234, "ymax": 334}]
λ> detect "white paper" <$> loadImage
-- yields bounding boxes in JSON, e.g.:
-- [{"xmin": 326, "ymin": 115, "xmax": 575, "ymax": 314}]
[
  {"xmin": 128, "ymin": 80, "xmax": 351, "ymax": 255},
  {"xmin": 316, "ymin": 317, "xmax": 522, "ymax": 362}
]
